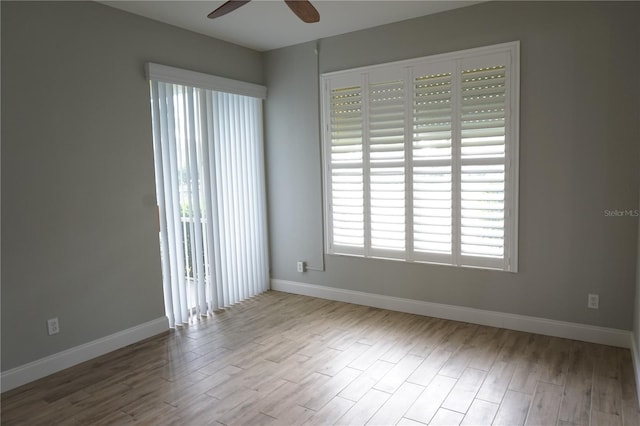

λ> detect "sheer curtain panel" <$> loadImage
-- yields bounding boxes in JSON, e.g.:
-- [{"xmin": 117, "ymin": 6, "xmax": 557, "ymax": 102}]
[{"xmin": 147, "ymin": 63, "xmax": 269, "ymax": 327}]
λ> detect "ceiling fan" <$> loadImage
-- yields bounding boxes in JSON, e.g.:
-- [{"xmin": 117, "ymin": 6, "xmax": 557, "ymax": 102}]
[{"xmin": 208, "ymin": 0, "xmax": 320, "ymax": 23}]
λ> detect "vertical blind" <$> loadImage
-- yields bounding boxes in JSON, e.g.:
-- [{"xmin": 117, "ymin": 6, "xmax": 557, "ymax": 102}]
[
  {"xmin": 322, "ymin": 42, "xmax": 519, "ymax": 271},
  {"xmin": 148, "ymin": 64, "xmax": 269, "ymax": 327}
]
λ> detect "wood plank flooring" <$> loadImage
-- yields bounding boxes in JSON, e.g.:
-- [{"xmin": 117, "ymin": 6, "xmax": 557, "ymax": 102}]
[{"xmin": 2, "ymin": 290, "xmax": 639, "ymax": 425}]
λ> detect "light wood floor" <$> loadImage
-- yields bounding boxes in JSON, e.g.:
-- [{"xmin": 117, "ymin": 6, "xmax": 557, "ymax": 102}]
[{"xmin": 2, "ymin": 291, "xmax": 639, "ymax": 425}]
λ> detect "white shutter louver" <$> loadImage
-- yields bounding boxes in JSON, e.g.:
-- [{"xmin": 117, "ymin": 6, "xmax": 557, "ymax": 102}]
[
  {"xmin": 330, "ymin": 85, "xmax": 364, "ymax": 251},
  {"xmin": 369, "ymin": 80, "xmax": 405, "ymax": 253},
  {"xmin": 460, "ymin": 65, "xmax": 507, "ymax": 262},
  {"xmin": 412, "ymin": 72, "xmax": 453, "ymax": 259}
]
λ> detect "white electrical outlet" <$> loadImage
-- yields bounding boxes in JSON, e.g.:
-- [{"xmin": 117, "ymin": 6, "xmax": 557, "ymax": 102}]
[
  {"xmin": 587, "ymin": 294, "xmax": 599, "ymax": 309},
  {"xmin": 297, "ymin": 261, "xmax": 305, "ymax": 273},
  {"xmin": 47, "ymin": 318, "xmax": 60, "ymax": 335}
]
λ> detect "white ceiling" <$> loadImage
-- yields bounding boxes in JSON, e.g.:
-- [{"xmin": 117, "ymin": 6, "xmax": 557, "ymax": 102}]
[{"xmin": 100, "ymin": 0, "xmax": 481, "ymax": 51}]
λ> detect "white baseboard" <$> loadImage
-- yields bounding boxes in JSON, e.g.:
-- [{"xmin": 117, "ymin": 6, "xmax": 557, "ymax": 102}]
[
  {"xmin": 631, "ymin": 333, "xmax": 640, "ymax": 406},
  {"xmin": 1, "ymin": 317, "xmax": 169, "ymax": 393},
  {"xmin": 271, "ymin": 279, "xmax": 631, "ymax": 349}
]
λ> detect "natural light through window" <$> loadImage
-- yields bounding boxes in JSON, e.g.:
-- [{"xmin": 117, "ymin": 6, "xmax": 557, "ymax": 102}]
[{"xmin": 321, "ymin": 42, "xmax": 519, "ymax": 271}]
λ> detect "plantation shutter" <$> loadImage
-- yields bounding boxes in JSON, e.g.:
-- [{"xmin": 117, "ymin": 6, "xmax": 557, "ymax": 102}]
[
  {"xmin": 322, "ymin": 42, "xmax": 518, "ymax": 271},
  {"xmin": 368, "ymin": 70, "xmax": 406, "ymax": 258},
  {"xmin": 327, "ymin": 76, "xmax": 365, "ymax": 255},
  {"xmin": 411, "ymin": 63, "xmax": 454, "ymax": 265},
  {"xmin": 458, "ymin": 53, "xmax": 512, "ymax": 270}
]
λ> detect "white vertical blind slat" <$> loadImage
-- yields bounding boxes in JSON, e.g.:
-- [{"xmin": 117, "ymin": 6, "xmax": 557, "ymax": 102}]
[
  {"xmin": 182, "ymin": 87, "xmax": 196, "ymax": 319},
  {"xmin": 222, "ymin": 93, "xmax": 237, "ymax": 306},
  {"xmin": 211, "ymin": 92, "xmax": 227, "ymax": 309},
  {"xmin": 236, "ymin": 95, "xmax": 247, "ymax": 300},
  {"xmin": 230, "ymin": 94, "xmax": 241, "ymax": 303},
  {"xmin": 199, "ymin": 90, "xmax": 218, "ymax": 313},
  {"xmin": 255, "ymin": 100, "xmax": 269, "ymax": 292},
  {"xmin": 244, "ymin": 97, "xmax": 257, "ymax": 297},
  {"xmin": 236, "ymin": 95, "xmax": 249, "ymax": 301},
  {"xmin": 218, "ymin": 93, "xmax": 231, "ymax": 306},
  {"xmin": 166, "ymin": 84, "xmax": 189, "ymax": 325},
  {"xmin": 249, "ymin": 98, "xmax": 259, "ymax": 293},
  {"xmin": 160, "ymin": 83, "xmax": 183, "ymax": 324},
  {"xmin": 191, "ymin": 89, "xmax": 207, "ymax": 316},
  {"xmin": 150, "ymin": 81, "xmax": 175, "ymax": 327}
]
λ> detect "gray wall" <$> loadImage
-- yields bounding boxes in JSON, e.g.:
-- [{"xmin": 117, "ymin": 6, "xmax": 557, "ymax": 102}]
[
  {"xmin": 1, "ymin": 1, "xmax": 263, "ymax": 371},
  {"xmin": 635, "ymin": 192, "xmax": 640, "ymax": 350},
  {"xmin": 265, "ymin": 1, "xmax": 640, "ymax": 330},
  {"xmin": 635, "ymin": 63, "xmax": 640, "ymax": 366}
]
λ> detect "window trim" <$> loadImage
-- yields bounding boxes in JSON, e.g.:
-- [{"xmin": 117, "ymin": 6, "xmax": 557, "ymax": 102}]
[{"xmin": 320, "ymin": 41, "xmax": 519, "ymax": 272}]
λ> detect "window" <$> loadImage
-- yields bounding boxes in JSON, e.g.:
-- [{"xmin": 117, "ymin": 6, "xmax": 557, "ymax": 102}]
[{"xmin": 321, "ymin": 42, "xmax": 519, "ymax": 271}]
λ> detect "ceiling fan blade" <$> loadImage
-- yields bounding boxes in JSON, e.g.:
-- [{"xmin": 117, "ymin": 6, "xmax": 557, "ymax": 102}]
[
  {"xmin": 208, "ymin": 0, "xmax": 251, "ymax": 19},
  {"xmin": 284, "ymin": 0, "xmax": 319, "ymax": 23}
]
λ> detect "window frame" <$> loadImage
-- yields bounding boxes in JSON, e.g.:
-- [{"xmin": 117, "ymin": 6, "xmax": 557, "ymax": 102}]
[{"xmin": 320, "ymin": 41, "xmax": 520, "ymax": 272}]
